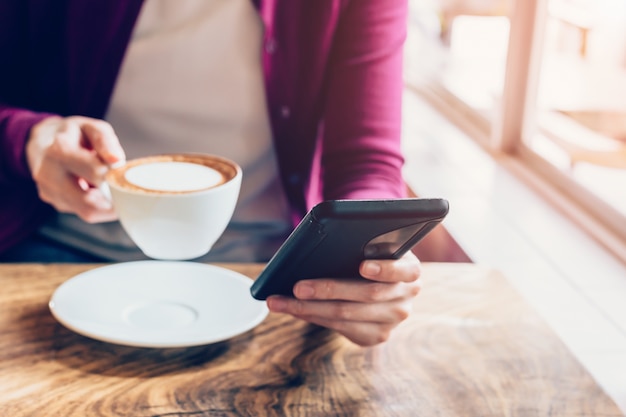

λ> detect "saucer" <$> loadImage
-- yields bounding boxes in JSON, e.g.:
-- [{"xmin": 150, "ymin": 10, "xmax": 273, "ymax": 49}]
[{"xmin": 49, "ymin": 261, "xmax": 269, "ymax": 348}]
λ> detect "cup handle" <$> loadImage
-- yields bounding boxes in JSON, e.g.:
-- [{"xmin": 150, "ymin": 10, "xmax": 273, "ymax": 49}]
[
  {"xmin": 100, "ymin": 182, "xmax": 112, "ymax": 201},
  {"xmin": 100, "ymin": 160, "xmax": 125, "ymax": 201}
]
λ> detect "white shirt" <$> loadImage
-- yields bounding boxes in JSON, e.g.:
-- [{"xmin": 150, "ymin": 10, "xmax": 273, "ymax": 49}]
[{"xmin": 39, "ymin": 0, "xmax": 291, "ymax": 262}]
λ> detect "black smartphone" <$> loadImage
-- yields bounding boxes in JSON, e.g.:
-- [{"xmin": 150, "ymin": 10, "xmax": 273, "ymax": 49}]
[{"xmin": 250, "ymin": 198, "xmax": 449, "ymax": 300}]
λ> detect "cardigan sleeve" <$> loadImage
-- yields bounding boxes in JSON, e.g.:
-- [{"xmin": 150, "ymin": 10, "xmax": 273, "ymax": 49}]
[
  {"xmin": 320, "ymin": 0, "xmax": 408, "ymax": 200},
  {"xmin": 0, "ymin": 104, "xmax": 55, "ymax": 185},
  {"xmin": 0, "ymin": 104, "xmax": 56, "ymax": 254}
]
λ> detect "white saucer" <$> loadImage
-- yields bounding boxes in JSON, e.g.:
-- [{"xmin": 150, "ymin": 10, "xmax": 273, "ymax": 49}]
[{"xmin": 49, "ymin": 261, "xmax": 268, "ymax": 348}]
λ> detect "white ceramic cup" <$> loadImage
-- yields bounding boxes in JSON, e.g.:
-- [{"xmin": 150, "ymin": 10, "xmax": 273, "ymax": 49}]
[{"xmin": 105, "ymin": 153, "xmax": 242, "ymax": 261}]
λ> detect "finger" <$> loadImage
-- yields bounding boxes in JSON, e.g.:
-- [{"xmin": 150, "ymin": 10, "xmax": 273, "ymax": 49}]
[
  {"xmin": 60, "ymin": 187, "xmax": 117, "ymax": 223},
  {"xmin": 76, "ymin": 188, "xmax": 118, "ymax": 223},
  {"xmin": 359, "ymin": 251, "xmax": 422, "ymax": 283},
  {"xmin": 47, "ymin": 125, "xmax": 110, "ymax": 187},
  {"xmin": 79, "ymin": 119, "xmax": 126, "ymax": 165},
  {"xmin": 293, "ymin": 278, "xmax": 420, "ymax": 303},
  {"xmin": 267, "ymin": 296, "xmax": 413, "ymax": 324},
  {"xmin": 38, "ymin": 172, "xmax": 116, "ymax": 223}
]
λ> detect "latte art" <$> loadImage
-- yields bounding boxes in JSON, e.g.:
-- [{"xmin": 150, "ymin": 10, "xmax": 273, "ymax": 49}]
[
  {"xmin": 106, "ymin": 154, "xmax": 238, "ymax": 195},
  {"xmin": 125, "ymin": 162, "xmax": 224, "ymax": 192}
]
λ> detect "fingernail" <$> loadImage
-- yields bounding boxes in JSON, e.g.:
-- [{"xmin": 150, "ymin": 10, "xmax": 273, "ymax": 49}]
[
  {"xmin": 109, "ymin": 160, "xmax": 125, "ymax": 169},
  {"xmin": 364, "ymin": 261, "xmax": 381, "ymax": 276},
  {"xmin": 267, "ymin": 296, "xmax": 287, "ymax": 312},
  {"xmin": 295, "ymin": 282, "xmax": 314, "ymax": 299},
  {"xmin": 99, "ymin": 183, "xmax": 112, "ymax": 201}
]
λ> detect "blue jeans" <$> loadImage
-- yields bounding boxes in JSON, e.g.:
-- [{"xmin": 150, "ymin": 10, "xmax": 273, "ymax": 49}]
[{"xmin": 0, "ymin": 235, "xmax": 107, "ymax": 263}]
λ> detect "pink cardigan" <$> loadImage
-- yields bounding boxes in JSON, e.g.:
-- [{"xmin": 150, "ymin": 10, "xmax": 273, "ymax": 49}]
[{"xmin": 0, "ymin": 0, "xmax": 408, "ymax": 254}]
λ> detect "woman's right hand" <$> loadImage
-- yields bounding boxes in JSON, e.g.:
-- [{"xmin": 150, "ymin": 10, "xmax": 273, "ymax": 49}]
[{"xmin": 26, "ymin": 116, "xmax": 126, "ymax": 223}]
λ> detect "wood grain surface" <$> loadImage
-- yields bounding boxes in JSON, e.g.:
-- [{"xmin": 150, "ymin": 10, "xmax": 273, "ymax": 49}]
[{"xmin": 0, "ymin": 263, "xmax": 622, "ymax": 417}]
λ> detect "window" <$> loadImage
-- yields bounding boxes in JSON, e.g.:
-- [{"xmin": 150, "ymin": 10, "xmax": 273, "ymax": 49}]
[{"xmin": 407, "ymin": 0, "xmax": 626, "ymax": 262}]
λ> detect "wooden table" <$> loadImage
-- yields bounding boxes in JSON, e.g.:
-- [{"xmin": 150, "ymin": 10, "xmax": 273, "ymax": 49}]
[{"xmin": 0, "ymin": 263, "xmax": 622, "ymax": 416}]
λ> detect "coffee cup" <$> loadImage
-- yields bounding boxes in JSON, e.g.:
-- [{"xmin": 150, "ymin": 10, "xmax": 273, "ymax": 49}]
[{"xmin": 105, "ymin": 153, "xmax": 242, "ymax": 260}]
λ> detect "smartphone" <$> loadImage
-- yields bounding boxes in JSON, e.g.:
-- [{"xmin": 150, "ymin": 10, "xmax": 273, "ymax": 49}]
[{"xmin": 250, "ymin": 198, "xmax": 449, "ymax": 300}]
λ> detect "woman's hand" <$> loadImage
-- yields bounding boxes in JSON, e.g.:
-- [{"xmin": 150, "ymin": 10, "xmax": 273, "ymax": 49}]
[
  {"xmin": 26, "ymin": 116, "xmax": 126, "ymax": 223},
  {"xmin": 267, "ymin": 251, "xmax": 422, "ymax": 346}
]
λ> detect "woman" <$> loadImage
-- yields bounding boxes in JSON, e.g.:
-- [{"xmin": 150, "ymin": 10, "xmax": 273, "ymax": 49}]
[{"xmin": 0, "ymin": 0, "xmax": 420, "ymax": 346}]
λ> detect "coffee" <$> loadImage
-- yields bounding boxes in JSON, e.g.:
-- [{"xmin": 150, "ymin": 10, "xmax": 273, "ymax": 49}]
[
  {"xmin": 104, "ymin": 153, "xmax": 242, "ymax": 260},
  {"xmin": 106, "ymin": 154, "xmax": 238, "ymax": 194}
]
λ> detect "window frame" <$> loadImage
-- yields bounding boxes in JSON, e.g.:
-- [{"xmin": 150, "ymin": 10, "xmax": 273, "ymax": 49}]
[{"xmin": 410, "ymin": 0, "xmax": 626, "ymax": 263}]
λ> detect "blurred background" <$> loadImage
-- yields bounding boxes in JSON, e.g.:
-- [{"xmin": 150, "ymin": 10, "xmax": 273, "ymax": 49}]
[
  {"xmin": 402, "ymin": 1, "xmax": 626, "ymax": 411},
  {"xmin": 406, "ymin": 0, "xmax": 626, "ymax": 254}
]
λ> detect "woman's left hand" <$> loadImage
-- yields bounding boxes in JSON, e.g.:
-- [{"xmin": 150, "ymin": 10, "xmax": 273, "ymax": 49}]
[{"xmin": 266, "ymin": 251, "xmax": 422, "ymax": 346}]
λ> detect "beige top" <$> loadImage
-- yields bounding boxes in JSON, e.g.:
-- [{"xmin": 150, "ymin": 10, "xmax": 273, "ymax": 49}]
[{"xmin": 39, "ymin": 0, "xmax": 291, "ymax": 262}]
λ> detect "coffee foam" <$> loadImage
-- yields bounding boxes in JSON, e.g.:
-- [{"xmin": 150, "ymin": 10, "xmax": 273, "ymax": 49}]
[{"xmin": 106, "ymin": 154, "xmax": 238, "ymax": 194}]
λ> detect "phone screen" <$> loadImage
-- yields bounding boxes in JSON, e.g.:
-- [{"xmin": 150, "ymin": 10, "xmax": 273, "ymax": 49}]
[{"xmin": 363, "ymin": 222, "xmax": 431, "ymax": 258}]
